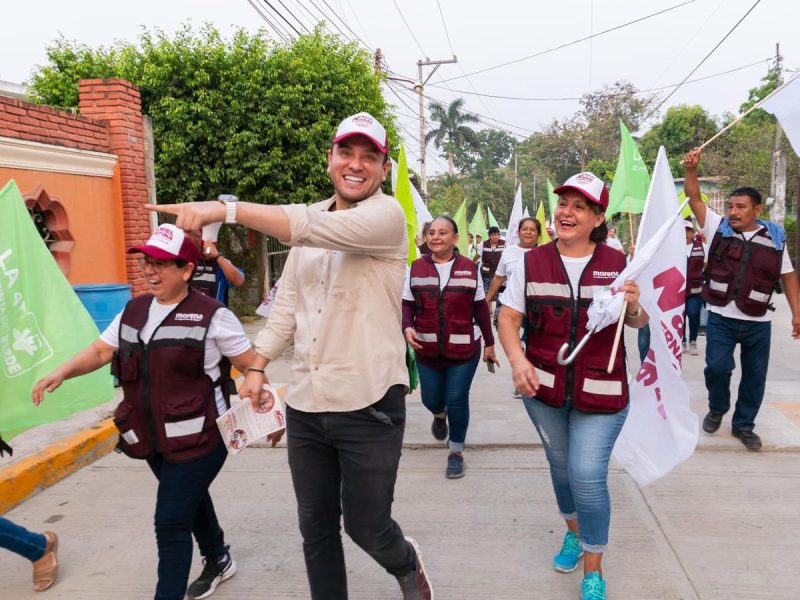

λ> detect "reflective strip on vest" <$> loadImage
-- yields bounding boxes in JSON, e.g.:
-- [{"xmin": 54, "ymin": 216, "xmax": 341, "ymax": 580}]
[
  {"xmin": 448, "ymin": 278, "xmax": 477, "ymax": 288},
  {"xmin": 449, "ymin": 334, "xmax": 471, "ymax": 345},
  {"xmin": 749, "ymin": 235, "xmax": 778, "ymax": 249},
  {"xmin": 526, "ymin": 282, "xmax": 571, "ymax": 298},
  {"xmin": 583, "ymin": 378, "xmax": 622, "ymax": 396},
  {"xmin": 410, "ymin": 277, "xmax": 439, "ymax": 287},
  {"xmin": 165, "ymin": 416, "xmax": 206, "ymax": 438},
  {"xmin": 535, "ymin": 367, "xmax": 555, "ymax": 388},
  {"xmin": 579, "ymin": 285, "xmax": 608, "ymax": 299},
  {"xmin": 193, "ymin": 272, "xmax": 216, "ymax": 283},
  {"xmin": 120, "ymin": 429, "xmax": 140, "ymax": 445},
  {"xmin": 416, "ymin": 332, "xmax": 438, "ymax": 342},
  {"xmin": 708, "ymin": 279, "xmax": 728, "ymax": 293},
  {"xmin": 749, "ymin": 289, "xmax": 771, "ymax": 303},
  {"xmin": 690, "ymin": 286, "xmax": 703, "ymax": 295},
  {"xmin": 151, "ymin": 326, "xmax": 207, "ymax": 342},
  {"xmin": 120, "ymin": 324, "xmax": 139, "ymax": 344}
]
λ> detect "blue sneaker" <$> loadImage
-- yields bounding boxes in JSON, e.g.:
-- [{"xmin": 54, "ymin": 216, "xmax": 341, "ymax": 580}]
[
  {"xmin": 552, "ymin": 530, "xmax": 583, "ymax": 572},
  {"xmin": 581, "ymin": 571, "xmax": 606, "ymax": 600}
]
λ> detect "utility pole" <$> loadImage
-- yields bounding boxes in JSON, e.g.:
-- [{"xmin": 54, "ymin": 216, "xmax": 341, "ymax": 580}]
[
  {"xmin": 414, "ymin": 56, "xmax": 457, "ymax": 197},
  {"xmin": 770, "ymin": 43, "xmax": 786, "ymax": 223},
  {"xmin": 374, "ymin": 48, "xmax": 382, "ymax": 75},
  {"xmin": 514, "ymin": 154, "xmax": 518, "ymax": 189}
]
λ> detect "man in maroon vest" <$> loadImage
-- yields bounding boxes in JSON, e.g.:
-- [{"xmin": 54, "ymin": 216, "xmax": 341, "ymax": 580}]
[
  {"xmin": 480, "ymin": 226, "xmax": 505, "ymax": 292},
  {"xmin": 684, "ymin": 148, "xmax": 800, "ymax": 451},
  {"xmin": 683, "ymin": 219, "xmax": 706, "ymax": 356}
]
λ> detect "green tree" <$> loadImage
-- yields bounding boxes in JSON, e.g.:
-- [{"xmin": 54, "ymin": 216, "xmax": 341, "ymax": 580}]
[
  {"xmin": 425, "ymin": 98, "xmax": 480, "ymax": 176},
  {"xmin": 639, "ymin": 104, "xmax": 719, "ymax": 173},
  {"xmin": 453, "ymin": 129, "xmax": 517, "ymax": 178}
]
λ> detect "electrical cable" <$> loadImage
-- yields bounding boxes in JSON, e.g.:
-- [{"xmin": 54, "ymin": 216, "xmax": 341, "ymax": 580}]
[{"xmin": 245, "ymin": 0, "xmax": 291, "ymax": 43}]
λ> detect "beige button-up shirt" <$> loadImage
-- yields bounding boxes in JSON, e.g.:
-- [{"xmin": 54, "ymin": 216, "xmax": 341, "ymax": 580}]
[{"xmin": 254, "ymin": 190, "xmax": 409, "ymax": 412}]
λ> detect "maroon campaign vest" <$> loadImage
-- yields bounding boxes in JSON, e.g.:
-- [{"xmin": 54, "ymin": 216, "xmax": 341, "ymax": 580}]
[
  {"xmin": 409, "ymin": 254, "xmax": 479, "ymax": 360},
  {"xmin": 191, "ymin": 259, "xmax": 218, "ymax": 298},
  {"xmin": 480, "ymin": 239, "xmax": 506, "ymax": 278},
  {"xmin": 524, "ymin": 242, "xmax": 628, "ymax": 414},
  {"xmin": 686, "ymin": 235, "xmax": 705, "ymax": 297},
  {"xmin": 702, "ymin": 226, "xmax": 782, "ymax": 317},
  {"xmin": 111, "ymin": 289, "xmax": 227, "ymax": 462}
]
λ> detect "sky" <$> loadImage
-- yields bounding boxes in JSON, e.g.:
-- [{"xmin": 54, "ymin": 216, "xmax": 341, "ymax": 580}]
[{"xmin": 1, "ymin": 0, "xmax": 797, "ymax": 175}]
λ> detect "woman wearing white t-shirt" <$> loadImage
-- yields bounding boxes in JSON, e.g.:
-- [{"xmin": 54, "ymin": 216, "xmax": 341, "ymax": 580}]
[
  {"xmin": 32, "ymin": 225, "xmax": 260, "ymax": 600},
  {"xmin": 485, "ymin": 217, "xmax": 541, "ymax": 309}
]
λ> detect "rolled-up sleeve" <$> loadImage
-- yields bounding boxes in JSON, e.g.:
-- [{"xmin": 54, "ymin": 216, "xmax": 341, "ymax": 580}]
[
  {"xmin": 254, "ymin": 249, "xmax": 298, "ymax": 360},
  {"xmin": 280, "ymin": 193, "xmax": 406, "ymax": 258}
]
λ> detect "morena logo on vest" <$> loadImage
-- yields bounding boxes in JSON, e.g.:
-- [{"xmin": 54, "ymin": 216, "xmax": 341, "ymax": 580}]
[
  {"xmin": 453, "ymin": 270, "xmax": 473, "ymax": 276},
  {"xmin": 174, "ymin": 313, "xmax": 203, "ymax": 322},
  {"xmin": 592, "ymin": 270, "xmax": 619, "ymax": 279}
]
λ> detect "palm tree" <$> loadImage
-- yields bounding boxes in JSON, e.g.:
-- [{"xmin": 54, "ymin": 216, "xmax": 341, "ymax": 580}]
[{"xmin": 425, "ymin": 98, "xmax": 480, "ymax": 177}]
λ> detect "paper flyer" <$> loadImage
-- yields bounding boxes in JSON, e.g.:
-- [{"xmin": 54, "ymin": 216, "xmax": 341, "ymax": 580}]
[{"xmin": 216, "ymin": 384, "xmax": 286, "ymax": 455}]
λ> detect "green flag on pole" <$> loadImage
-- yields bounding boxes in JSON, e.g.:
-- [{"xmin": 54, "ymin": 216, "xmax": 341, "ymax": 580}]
[
  {"xmin": 0, "ymin": 180, "xmax": 114, "ymax": 442},
  {"xmin": 536, "ymin": 200, "xmax": 552, "ymax": 244},
  {"xmin": 453, "ymin": 199, "xmax": 470, "ymax": 257},
  {"xmin": 394, "ymin": 146, "xmax": 419, "ymax": 265},
  {"xmin": 547, "ymin": 178, "xmax": 558, "ymax": 222},
  {"xmin": 607, "ymin": 120, "xmax": 651, "ymax": 220},
  {"xmin": 469, "ymin": 202, "xmax": 487, "ymax": 238},
  {"xmin": 487, "ymin": 206, "xmax": 500, "ymax": 230}
]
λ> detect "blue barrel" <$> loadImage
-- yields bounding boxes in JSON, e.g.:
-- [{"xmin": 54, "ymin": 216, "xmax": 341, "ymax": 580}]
[{"xmin": 72, "ymin": 284, "xmax": 132, "ymax": 333}]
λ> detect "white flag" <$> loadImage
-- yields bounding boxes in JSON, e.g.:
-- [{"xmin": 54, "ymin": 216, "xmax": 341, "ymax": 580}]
[
  {"xmin": 612, "ymin": 147, "xmax": 699, "ymax": 486},
  {"xmin": 506, "ymin": 184, "xmax": 524, "ymax": 246},
  {"xmin": 391, "ymin": 158, "xmax": 433, "ymax": 233},
  {"xmin": 759, "ymin": 73, "xmax": 800, "ymax": 156}
]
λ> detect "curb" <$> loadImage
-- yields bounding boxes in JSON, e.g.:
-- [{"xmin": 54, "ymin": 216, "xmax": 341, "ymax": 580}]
[{"xmin": 0, "ymin": 418, "xmax": 118, "ymax": 515}]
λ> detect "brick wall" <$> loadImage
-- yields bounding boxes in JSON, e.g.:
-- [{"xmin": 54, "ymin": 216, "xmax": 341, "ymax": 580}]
[{"xmin": 0, "ymin": 79, "xmax": 149, "ymax": 294}]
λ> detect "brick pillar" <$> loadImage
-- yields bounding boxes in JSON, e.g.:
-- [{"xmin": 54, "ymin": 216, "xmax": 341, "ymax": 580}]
[{"xmin": 78, "ymin": 78, "xmax": 149, "ymax": 295}]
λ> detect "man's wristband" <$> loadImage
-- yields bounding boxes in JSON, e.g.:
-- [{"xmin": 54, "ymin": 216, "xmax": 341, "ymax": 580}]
[{"xmin": 247, "ymin": 368, "xmax": 265, "ymax": 374}]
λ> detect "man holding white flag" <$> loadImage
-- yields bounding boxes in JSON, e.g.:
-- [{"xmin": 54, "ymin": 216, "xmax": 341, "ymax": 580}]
[
  {"xmin": 612, "ymin": 147, "xmax": 700, "ymax": 485},
  {"xmin": 683, "ymin": 148, "xmax": 800, "ymax": 451}
]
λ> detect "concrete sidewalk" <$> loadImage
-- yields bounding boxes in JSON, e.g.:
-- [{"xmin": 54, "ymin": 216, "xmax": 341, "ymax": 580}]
[{"xmin": 1, "ymin": 302, "xmax": 799, "ymax": 598}]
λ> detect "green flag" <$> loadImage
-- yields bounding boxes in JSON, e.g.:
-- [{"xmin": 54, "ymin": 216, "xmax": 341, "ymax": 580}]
[
  {"xmin": 536, "ymin": 201, "xmax": 552, "ymax": 245},
  {"xmin": 678, "ymin": 191, "xmax": 709, "ymax": 219},
  {"xmin": 547, "ymin": 178, "xmax": 558, "ymax": 222},
  {"xmin": 394, "ymin": 146, "xmax": 418, "ymax": 265},
  {"xmin": 607, "ymin": 120, "xmax": 651, "ymax": 220},
  {"xmin": 0, "ymin": 180, "xmax": 114, "ymax": 442},
  {"xmin": 487, "ymin": 206, "xmax": 500, "ymax": 230},
  {"xmin": 453, "ymin": 199, "xmax": 470, "ymax": 257},
  {"xmin": 469, "ymin": 203, "xmax": 487, "ymax": 238}
]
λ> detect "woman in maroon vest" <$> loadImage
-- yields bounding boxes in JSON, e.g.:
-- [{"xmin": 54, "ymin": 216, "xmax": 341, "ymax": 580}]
[
  {"xmin": 32, "ymin": 224, "xmax": 260, "ymax": 600},
  {"xmin": 497, "ymin": 173, "xmax": 648, "ymax": 600},
  {"xmin": 403, "ymin": 216, "xmax": 499, "ymax": 479}
]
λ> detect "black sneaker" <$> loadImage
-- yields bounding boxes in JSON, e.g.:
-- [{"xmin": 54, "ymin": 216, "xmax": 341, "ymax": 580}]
[
  {"xmin": 702, "ymin": 411, "xmax": 723, "ymax": 434},
  {"xmin": 397, "ymin": 536, "xmax": 433, "ymax": 600},
  {"xmin": 431, "ymin": 416, "xmax": 448, "ymax": 441},
  {"xmin": 446, "ymin": 453, "xmax": 464, "ymax": 479},
  {"xmin": 732, "ymin": 428, "xmax": 762, "ymax": 451},
  {"xmin": 187, "ymin": 547, "xmax": 237, "ymax": 599}
]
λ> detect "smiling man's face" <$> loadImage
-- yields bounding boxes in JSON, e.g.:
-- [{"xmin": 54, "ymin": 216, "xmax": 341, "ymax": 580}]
[{"xmin": 327, "ymin": 136, "xmax": 390, "ymax": 206}]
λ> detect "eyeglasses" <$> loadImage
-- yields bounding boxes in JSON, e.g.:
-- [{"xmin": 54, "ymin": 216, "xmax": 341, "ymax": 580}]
[{"xmin": 137, "ymin": 257, "xmax": 175, "ymax": 272}]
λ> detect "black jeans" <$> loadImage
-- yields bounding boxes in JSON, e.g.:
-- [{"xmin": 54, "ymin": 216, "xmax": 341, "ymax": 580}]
[
  {"xmin": 287, "ymin": 384, "xmax": 415, "ymax": 600},
  {"xmin": 146, "ymin": 440, "xmax": 228, "ymax": 600}
]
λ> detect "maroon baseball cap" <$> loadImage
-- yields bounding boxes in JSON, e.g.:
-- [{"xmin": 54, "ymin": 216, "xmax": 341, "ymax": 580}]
[
  {"xmin": 332, "ymin": 112, "xmax": 388, "ymax": 154},
  {"xmin": 553, "ymin": 172, "xmax": 610, "ymax": 210},
  {"xmin": 128, "ymin": 224, "xmax": 201, "ymax": 263}
]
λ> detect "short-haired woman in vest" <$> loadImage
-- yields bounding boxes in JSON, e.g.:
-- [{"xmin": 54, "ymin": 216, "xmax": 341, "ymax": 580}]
[
  {"xmin": 32, "ymin": 224, "xmax": 263, "ymax": 600},
  {"xmin": 403, "ymin": 216, "xmax": 499, "ymax": 479},
  {"xmin": 497, "ymin": 174, "xmax": 648, "ymax": 600}
]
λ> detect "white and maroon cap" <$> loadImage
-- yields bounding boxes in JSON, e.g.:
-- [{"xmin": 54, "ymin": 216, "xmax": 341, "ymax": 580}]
[
  {"xmin": 332, "ymin": 112, "xmax": 388, "ymax": 154},
  {"xmin": 553, "ymin": 172, "xmax": 610, "ymax": 210},
  {"xmin": 128, "ymin": 223, "xmax": 201, "ymax": 264}
]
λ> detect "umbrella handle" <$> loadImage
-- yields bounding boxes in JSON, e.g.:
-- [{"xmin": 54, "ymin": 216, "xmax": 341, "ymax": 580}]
[{"xmin": 556, "ymin": 328, "xmax": 596, "ymax": 366}]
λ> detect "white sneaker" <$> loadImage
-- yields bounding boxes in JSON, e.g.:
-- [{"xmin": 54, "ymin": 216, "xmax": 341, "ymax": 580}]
[{"xmin": 690, "ymin": 341, "xmax": 699, "ymax": 356}]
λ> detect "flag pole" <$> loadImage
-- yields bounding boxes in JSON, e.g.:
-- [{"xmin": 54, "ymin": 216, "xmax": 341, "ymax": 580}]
[
  {"xmin": 606, "ymin": 299, "xmax": 628, "ymax": 373},
  {"xmin": 698, "ymin": 73, "xmax": 799, "ymax": 151}
]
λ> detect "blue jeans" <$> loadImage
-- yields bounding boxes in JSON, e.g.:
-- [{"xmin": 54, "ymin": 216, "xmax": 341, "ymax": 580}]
[
  {"xmin": 0, "ymin": 517, "xmax": 46, "ymax": 562},
  {"xmin": 522, "ymin": 396, "xmax": 628, "ymax": 553},
  {"xmin": 684, "ymin": 295, "xmax": 703, "ymax": 342},
  {"xmin": 637, "ymin": 324, "xmax": 651, "ymax": 363},
  {"xmin": 146, "ymin": 440, "xmax": 228, "ymax": 600},
  {"xmin": 705, "ymin": 311, "xmax": 772, "ymax": 432},
  {"xmin": 286, "ymin": 386, "xmax": 415, "ymax": 600},
  {"xmin": 417, "ymin": 353, "xmax": 481, "ymax": 452},
  {"xmin": 481, "ymin": 276, "xmax": 492, "ymax": 293}
]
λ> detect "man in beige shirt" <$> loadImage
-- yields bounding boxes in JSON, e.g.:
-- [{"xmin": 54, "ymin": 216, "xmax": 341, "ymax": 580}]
[{"xmin": 150, "ymin": 113, "xmax": 433, "ymax": 600}]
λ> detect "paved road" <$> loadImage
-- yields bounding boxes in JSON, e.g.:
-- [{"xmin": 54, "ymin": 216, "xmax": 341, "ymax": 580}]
[{"xmin": 3, "ymin": 300, "xmax": 799, "ymax": 599}]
